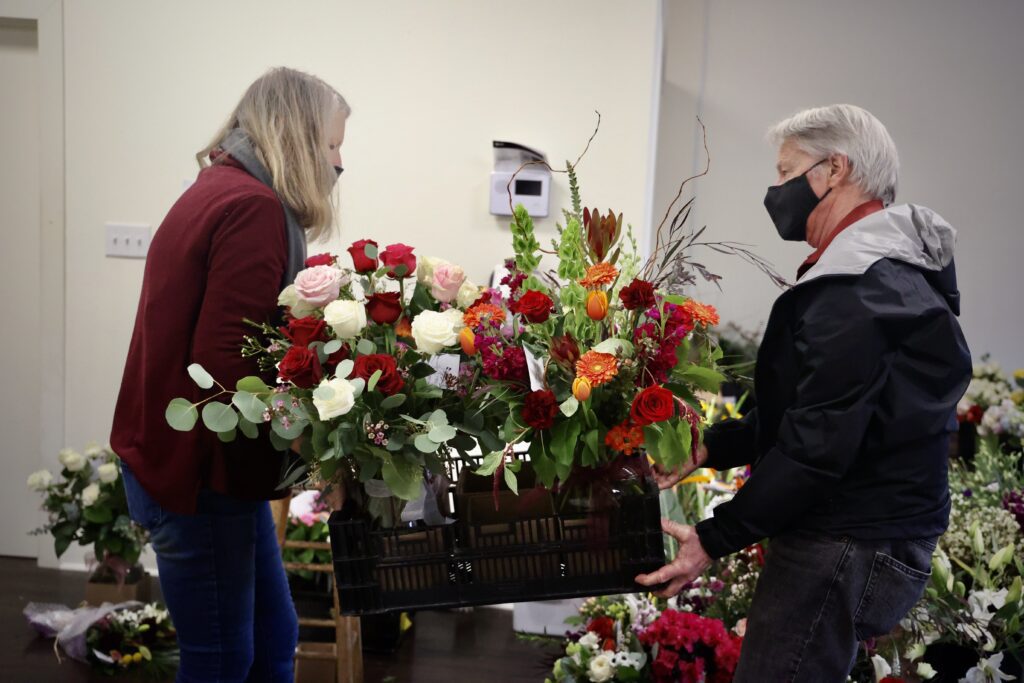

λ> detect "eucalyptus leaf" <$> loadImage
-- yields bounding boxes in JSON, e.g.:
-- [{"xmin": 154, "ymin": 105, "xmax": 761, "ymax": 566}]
[
  {"xmin": 356, "ymin": 339, "xmax": 376, "ymax": 355},
  {"xmin": 271, "ymin": 416, "xmax": 306, "ymax": 440},
  {"xmin": 428, "ymin": 424, "xmax": 458, "ymax": 443},
  {"xmin": 414, "ymin": 434, "xmax": 440, "ymax": 453},
  {"xmin": 236, "ymin": 376, "xmax": 270, "ymax": 394},
  {"xmin": 201, "ymin": 402, "xmax": 238, "ymax": 433},
  {"xmin": 350, "ymin": 377, "xmax": 366, "ymax": 398},
  {"xmin": 238, "ymin": 417, "xmax": 259, "ymax": 439},
  {"xmin": 217, "ymin": 427, "xmax": 237, "ymax": 443},
  {"xmin": 335, "ymin": 359, "xmax": 354, "ymax": 379},
  {"xmin": 380, "ymin": 394, "xmax": 407, "ymax": 410},
  {"xmin": 364, "ymin": 243, "xmax": 379, "ymax": 260},
  {"xmin": 428, "ymin": 409, "xmax": 448, "ymax": 426},
  {"xmin": 323, "ymin": 339, "xmax": 342, "ymax": 355},
  {"xmin": 165, "ymin": 398, "xmax": 199, "ymax": 431},
  {"xmin": 381, "ymin": 456, "xmax": 422, "ymax": 500},
  {"xmin": 232, "ymin": 391, "xmax": 268, "ymax": 423},
  {"xmin": 187, "ymin": 363, "xmax": 214, "ymax": 390},
  {"xmin": 367, "ymin": 369, "xmax": 383, "ymax": 392}
]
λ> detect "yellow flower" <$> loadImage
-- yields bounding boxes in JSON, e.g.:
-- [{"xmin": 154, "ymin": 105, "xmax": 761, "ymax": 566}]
[{"xmin": 572, "ymin": 376, "xmax": 593, "ymax": 401}]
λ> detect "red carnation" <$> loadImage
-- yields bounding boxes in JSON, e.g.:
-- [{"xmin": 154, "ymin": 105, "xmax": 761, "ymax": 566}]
[
  {"xmin": 278, "ymin": 346, "xmax": 323, "ymax": 388},
  {"xmin": 347, "ymin": 239, "xmax": 379, "ymax": 273},
  {"xmin": 365, "ymin": 292, "xmax": 403, "ymax": 325},
  {"xmin": 511, "ymin": 290, "xmax": 554, "ymax": 323},
  {"xmin": 305, "ymin": 252, "xmax": 335, "ymax": 268},
  {"xmin": 619, "ymin": 278, "xmax": 656, "ymax": 311},
  {"xmin": 521, "ymin": 389, "xmax": 559, "ymax": 430},
  {"xmin": 630, "ymin": 385, "xmax": 676, "ymax": 425},
  {"xmin": 586, "ymin": 616, "xmax": 616, "ymax": 642},
  {"xmin": 280, "ymin": 316, "xmax": 329, "ymax": 348},
  {"xmin": 380, "ymin": 243, "xmax": 416, "ymax": 279},
  {"xmin": 352, "ymin": 354, "xmax": 404, "ymax": 396}
]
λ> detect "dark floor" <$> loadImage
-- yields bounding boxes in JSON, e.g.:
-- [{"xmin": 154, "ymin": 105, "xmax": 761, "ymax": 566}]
[{"xmin": 2, "ymin": 556, "xmax": 559, "ymax": 682}]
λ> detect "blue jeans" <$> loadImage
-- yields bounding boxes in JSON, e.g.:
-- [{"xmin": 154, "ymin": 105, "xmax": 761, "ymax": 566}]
[
  {"xmin": 121, "ymin": 464, "xmax": 298, "ymax": 683},
  {"xmin": 733, "ymin": 530, "xmax": 936, "ymax": 682}
]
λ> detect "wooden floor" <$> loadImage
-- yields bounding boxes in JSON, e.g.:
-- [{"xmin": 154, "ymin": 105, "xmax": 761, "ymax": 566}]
[{"xmin": 2, "ymin": 556, "xmax": 559, "ymax": 682}]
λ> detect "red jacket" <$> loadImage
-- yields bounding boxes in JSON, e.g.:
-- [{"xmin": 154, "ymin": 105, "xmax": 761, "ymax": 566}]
[{"xmin": 111, "ymin": 158, "xmax": 290, "ymax": 514}]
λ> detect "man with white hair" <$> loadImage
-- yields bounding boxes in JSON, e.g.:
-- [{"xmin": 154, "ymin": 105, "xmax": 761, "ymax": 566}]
[{"xmin": 638, "ymin": 104, "xmax": 971, "ymax": 680}]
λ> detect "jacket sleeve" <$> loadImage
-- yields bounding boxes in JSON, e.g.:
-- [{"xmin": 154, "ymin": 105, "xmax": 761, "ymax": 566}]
[
  {"xmin": 703, "ymin": 409, "xmax": 759, "ymax": 471},
  {"xmin": 696, "ymin": 281, "xmax": 893, "ymax": 558}
]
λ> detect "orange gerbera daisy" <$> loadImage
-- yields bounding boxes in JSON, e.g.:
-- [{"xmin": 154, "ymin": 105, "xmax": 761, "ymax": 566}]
[
  {"xmin": 579, "ymin": 262, "xmax": 618, "ymax": 288},
  {"xmin": 681, "ymin": 299, "xmax": 720, "ymax": 327},
  {"xmin": 463, "ymin": 303, "xmax": 506, "ymax": 329},
  {"xmin": 605, "ymin": 422, "xmax": 645, "ymax": 455},
  {"xmin": 575, "ymin": 351, "xmax": 618, "ymax": 386}
]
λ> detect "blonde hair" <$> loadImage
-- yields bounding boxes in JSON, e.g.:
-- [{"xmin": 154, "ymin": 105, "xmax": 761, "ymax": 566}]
[{"xmin": 197, "ymin": 67, "xmax": 350, "ymax": 242}]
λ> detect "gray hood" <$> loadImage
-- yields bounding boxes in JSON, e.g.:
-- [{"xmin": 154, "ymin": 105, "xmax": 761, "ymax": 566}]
[
  {"xmin": 799, "ymin": 204, "xmax": 956, "ymax": 284},
  {"xmin": 797, "ymin": 203, "xmax": 963, "ymax": 315}
]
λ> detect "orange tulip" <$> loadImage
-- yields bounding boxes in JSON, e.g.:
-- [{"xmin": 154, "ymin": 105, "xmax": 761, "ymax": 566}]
[
  {"xmin": 459, "ymin": 327, "xmax": 476, "ymax": 356},
  {"xmin": 572, "ymin": 376, "xmax": 592, "ymax": 402},
  {"xmin": 586, "ymin": 290, "xmax": 609, "ymax": 321}
]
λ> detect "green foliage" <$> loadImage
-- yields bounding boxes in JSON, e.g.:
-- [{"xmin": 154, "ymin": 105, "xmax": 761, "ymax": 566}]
[
  {"xmin": 556, "ymin": 217, "xmax": 587, "ymax": 282},
  {"xmin": 511, "ymin": 204, "xmax": 542, "ymax": 274}
]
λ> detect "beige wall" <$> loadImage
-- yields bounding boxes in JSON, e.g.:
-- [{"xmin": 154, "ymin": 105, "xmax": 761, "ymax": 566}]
[
  {"xmin": 655, "ymin": 0, "xmax": 1024, "ymax": 370},
  {"xmin": 55, "ymin": 1, "xmax": 661, "ymax": 568}
]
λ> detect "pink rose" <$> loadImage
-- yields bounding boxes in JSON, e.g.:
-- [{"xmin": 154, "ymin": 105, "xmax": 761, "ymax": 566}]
[
  {"xmin": 294, "ymin": 265, "xmax": 347, "ymax": 307},
  {"xmin": 431, "ymin": 263, "xmax": 466, "ymax": 303}
]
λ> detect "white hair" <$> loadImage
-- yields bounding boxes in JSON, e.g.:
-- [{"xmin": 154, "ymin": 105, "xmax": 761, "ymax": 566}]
[{"xmin": 769, "ymin": 104, "xmax": 900, "ymax": 205}]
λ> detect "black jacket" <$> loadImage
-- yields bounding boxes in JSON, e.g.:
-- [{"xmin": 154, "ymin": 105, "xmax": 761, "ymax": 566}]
[{"xmin": 696, "ymin": 204, "xmax": 971, "ymax": 558}]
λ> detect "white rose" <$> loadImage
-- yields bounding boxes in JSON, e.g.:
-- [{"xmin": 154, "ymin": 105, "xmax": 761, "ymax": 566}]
[
  {"xmin": 312, "ymin": 378, "xmax": 357, "ymax": 420},
  {"xmin": 456, "ymin": 280, "xmax": 484, "ymax": 309},
  {"xmin": 81, "ymin": 483, "xmax": 101, "ymax": 507},
  {"xmin": 84, "ymin": 444, "xmax": 105, "ymax": 458},
  {"xmin": 411, "ymin": 309, "xmax": 464, "ymax": 354},
  {"xmin": 97, "ymin": 462, "xmax": 119, "ymax": 484},
  {"xmin": 27, "ymin": 469, "xmax": 52, "ymax": 492},
  {"xmin": 588, "ymin": 654, "xmax": 614, "ymax": 683},
  {"xmin": 323, "ymin": 299, "xmax": 367, "ymax": 339},
  {"xmin": 915, "ymin": 662, "xmax": 937, "ymax": 680},
  {"xmin": 58, "ymin": 448, "xmax": 86, "ymax": 472},
  {"xmin": 578, "ymin": 632, "xmax": 600, "ymax": 651},
  {"xmin": 417, "ymin": 255, "xmax": 451, "ymax": 287}
]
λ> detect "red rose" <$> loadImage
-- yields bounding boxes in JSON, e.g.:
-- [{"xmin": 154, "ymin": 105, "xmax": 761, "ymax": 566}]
[
  {"xmin": 352, "ymin": 354, "xmax": 404, "ymax": 396},
  {"xmin": 304, "ymin": 252, "xmax": 335, "ymax": 268},
  {"xmin": 365, "ymin": 292, "xmax": 403, "ymax": 325},
  {"xmin": 586, "ymin": 616, "xmax": 615, "ymax": 642},
  {"xmin": 347, "ymin": 239, "xmax": 379, "ymax": 273},
  {"xmin": 278, "ymin": 346, "xmax": 323, "ymax": 388},
  {"xmin": 630, "ymin": 385, "xmax": 676, "ymax": 425},
  {"xmin": 380, "ymin": 243, "xmax": 416, "ymax": 279},
  {"xmin": 280, "ymin": 316, "xmax": 329, "ymax": 347},
  {"xmin": 619, "ymin": 278, "xmax": 656, "ymax": 311},
  {"xmin": 521, "ymin": 389, "xmax": 559, "ymax": 430},
  {"xmin": 511, "ymin": 290, "xmax": 554, "ymax": 323}
]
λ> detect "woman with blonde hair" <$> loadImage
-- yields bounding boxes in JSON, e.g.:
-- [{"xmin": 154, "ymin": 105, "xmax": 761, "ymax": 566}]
[{"xmin": 111, "ymin": 67, "xmax": 349, "ymax": 682}]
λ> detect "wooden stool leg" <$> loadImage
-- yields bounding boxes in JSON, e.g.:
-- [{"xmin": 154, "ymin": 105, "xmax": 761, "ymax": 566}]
[{"xmin": 333, "ymin": 584, "xmax": 363, "ymax": 683}]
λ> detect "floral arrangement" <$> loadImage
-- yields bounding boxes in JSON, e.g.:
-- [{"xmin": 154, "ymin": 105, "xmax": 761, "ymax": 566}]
[
  {"xmin": 165, "ymin": 155, "xmax": 742, "ymax": 520},
  {"xmin": 86, "ymin": 603, "xmax": 178, "ymax": 677},
  {"xmin": 283, "ymin": 490, "xmax": 332, "ymax": 580},
  {"xmin": 28, "ymin": 444, "xmax": 148, "ymax": 581},
  {"xmin": 957, "ymin": 358, "xmax": 1024, "ymax": 450},
  {"xmin": 545, "ymin": 593, "xmax": 741, "ymax": 682}
]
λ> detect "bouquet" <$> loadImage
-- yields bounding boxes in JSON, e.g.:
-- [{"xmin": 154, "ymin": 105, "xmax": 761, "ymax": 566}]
[
  {"xmin": 86, "ymin": 603, "xmax": 178, "ymax": 677},
  {"xmin": 28, "ymin": 444, "xmax": 148, "ymax": 581}
]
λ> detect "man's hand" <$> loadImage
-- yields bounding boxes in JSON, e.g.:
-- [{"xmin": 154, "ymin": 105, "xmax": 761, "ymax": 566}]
[
  {"xmin": 652, "ymin": 444, "xmax": 708, "ymax": 490},
  {"xmin": 635, "ymin": 519, "xmax": 713, "ymax": 598}
]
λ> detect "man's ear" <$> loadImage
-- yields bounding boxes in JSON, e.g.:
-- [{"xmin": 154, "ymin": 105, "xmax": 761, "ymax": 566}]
[{"xmin": 827, "ymin": 153, "xmax": 853, "ymax": 187}]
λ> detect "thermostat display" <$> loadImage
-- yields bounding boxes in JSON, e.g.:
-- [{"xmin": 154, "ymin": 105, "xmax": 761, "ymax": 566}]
[{"xmin": 489, "ymin": 140, "xmax": 551, "ymax": 218}]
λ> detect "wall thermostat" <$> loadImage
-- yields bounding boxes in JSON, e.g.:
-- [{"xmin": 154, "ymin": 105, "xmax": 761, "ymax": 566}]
[{"xmin": 489, "ymin": 140, "xmax": 551, "ymax": 218}]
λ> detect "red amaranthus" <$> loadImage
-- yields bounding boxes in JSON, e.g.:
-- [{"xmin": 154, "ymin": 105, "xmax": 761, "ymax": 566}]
[{"xmin": 639, "ymin": 609, "xmax": 742, "ymax": 683}]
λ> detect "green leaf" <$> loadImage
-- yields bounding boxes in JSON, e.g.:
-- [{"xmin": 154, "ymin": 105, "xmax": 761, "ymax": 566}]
[
  {"xmin": 428, "ymin": 424, "xmax": 458, "ymax": 443},
  {"xmin": 559, "ymin": 397, "xmax": 579, "ymax": 418},
  {"xmin": 449, "ymin": 431, "xmax": 476, "ymax": 452},
  {"xmin": 202, "ymin": 402, "xmax": 239, "ymax": 433},
  {"xmin": 356, "ymin": 339, "xmax": 376, "ymax": 355},
  {"xmin": 364, "ymin": 243, "xmax": 379, "ymax": 260},
  {"xmin": 271, "ymin": 416, "xmax": 306, "ymax": 440},
  {"xmin": 381, "ymin": 456, "xmax": 422, "ymax": 500},
  {"xmin": 550, "ymin": 419, "xmax": 582, "ymax": 467},
  {"xmin": 335, "ymin": 359, "xmax": 354, "ymax": 379},
  {"xmin": 232, "ymin": 391, "xmax": 268, "ymax": 423},
  {"xmin": 54, "ymin": 534, "xmax": 72, "ymax": 558},
  {"xmin": 475, "ymin": 451, "xmax": 503, "ymax": 476},
  {"xmin": 429, "ymin": 409, "xmax": 448, "ymax": 426},
  {"xmin": 238, "ymin": 417, "xmax": 259, "ymax": 439},
  {"xmin": 165, "ymin": 398, "xmax": 199, "ymax": 431},
  {"xmin": 409, "ymin": 362, "xmax": 436, "ymax": 379},
  {"xmin": 83, "ymin": 506, "xmax": 113, "ymax": 524},
  {"xmin": 678, "ymin": 364, "xmax": 725, "ymax": 393},
  {"xmin": 187, "ymin": 363, "xmax": 215, "ymax": 389},
  {"xmin": 323, "ymin": 340, "xmax": 342, "ymax": 355},
  {"xmin": 414, "ymin": 434, "xmax": 440, "ymax": 453},
  {"xmin": 504, "ymin": 466, "xmax": 519, "ymax": 495},
  {"xmin": 529, "ymin": 438, "xmax": 557, "ymax": 488},
  {"xmin": 367, "ymin": 369, "xmax": 383, "ymax": 392},
  {"xmin": 236, "ymin": 376, "xmax": 270, "ymax": 393},
  {"xmin": 269, "ymin": 430, "xmax": 292, "ymax": 452},
  {"xmin": 380, "ymin": 394, "xmax": 407, "ymax": 410},
  {"xmin": 276, "ymin": 462, "xmax": 309, "ymax": 490},
  {"xmin": 217, "ymin": 427, "xmax": 237, "ymax": 443},
  {"xmin": 581, "ymin": 429, "xmax": 601, "ymax": 467}
]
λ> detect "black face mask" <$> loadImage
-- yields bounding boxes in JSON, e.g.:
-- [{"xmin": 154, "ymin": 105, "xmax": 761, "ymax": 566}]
[
  {"xmin": 763, "ymin": 159, "xmax": 831, "ymax": 241},
  {"xmin": 334, "ymin": 165, "xmax": 344, "ymax": 177}
]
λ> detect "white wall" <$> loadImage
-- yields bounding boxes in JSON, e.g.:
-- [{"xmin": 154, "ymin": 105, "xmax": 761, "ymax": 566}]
[
  {"xmin": 52, "ymin": 0, "xmax": 661, "ymax": 569},
  {"xmin": 655, "ymin": 0, "xmax": 1024, "ymax": 370}
]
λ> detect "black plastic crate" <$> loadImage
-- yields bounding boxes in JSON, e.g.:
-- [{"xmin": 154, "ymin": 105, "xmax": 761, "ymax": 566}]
[{"xmin": 327, "ymin": 467, "xmax": 665, "ymax": 616}]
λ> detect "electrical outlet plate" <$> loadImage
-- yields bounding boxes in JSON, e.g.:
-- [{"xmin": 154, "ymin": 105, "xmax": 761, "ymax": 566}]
[{"xmin": 105, "ymin": 223, "xmax": 151, "ymax": 259}]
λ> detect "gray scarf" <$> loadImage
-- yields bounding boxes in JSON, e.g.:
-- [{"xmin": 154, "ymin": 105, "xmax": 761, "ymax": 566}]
[{"xmin": 220, "ymin": 128, "xmax": 307, "ymax": 288}]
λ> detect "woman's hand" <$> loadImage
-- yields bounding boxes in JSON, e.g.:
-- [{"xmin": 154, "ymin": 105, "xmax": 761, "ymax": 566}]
[
  {"xmin": 652, "ymin": 443, "xmax": 709, "ymax": 489},
  {"xmin": 635, "ymin": 519, "xmax": 713, "ymax": 597}
]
